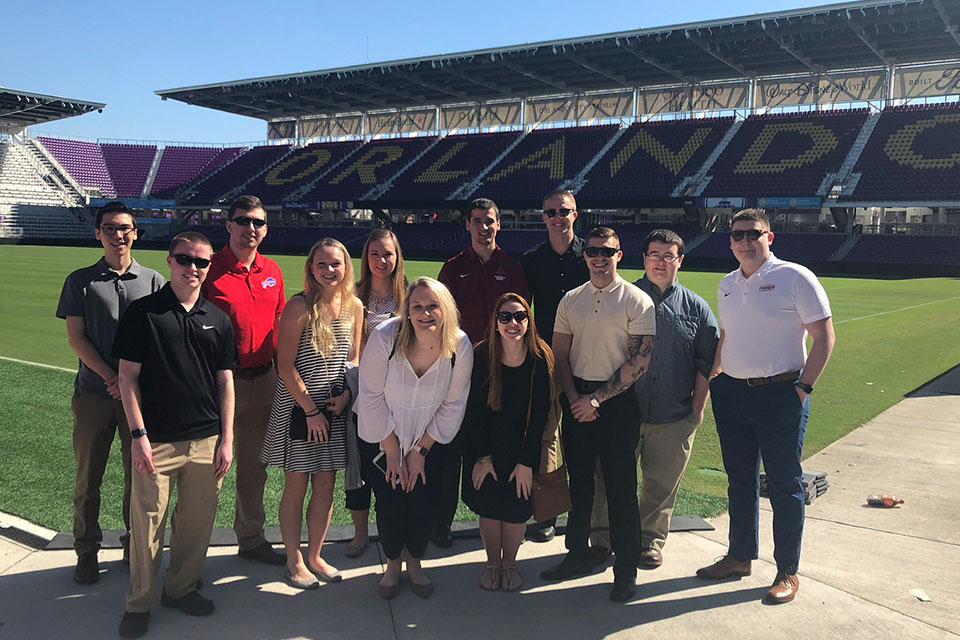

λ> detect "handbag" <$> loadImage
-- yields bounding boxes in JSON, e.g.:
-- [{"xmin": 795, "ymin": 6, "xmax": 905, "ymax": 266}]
[{"xmin": 520, "ymin": 364, "xmax": 572, "ymax": 522}]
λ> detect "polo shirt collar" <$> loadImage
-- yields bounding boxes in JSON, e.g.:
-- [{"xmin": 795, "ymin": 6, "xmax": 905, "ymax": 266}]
[
  {"xmin": 160, "ymin": 282, "xmax": 208, "ymax": 315},
  {"xmin": 96, "ymin": 256, "xmax": 142, "ymax": 279},
  {"xmin": 638, "ymin": 274, "xmax": 677, "ymax": 301},
  {"xmin": 543, "ymin": 235, "xmax": 583, "ymax": 258},
  {"xmin": 734, "ymin": 252, "xmax": 780, "ymax": 284},
  {"xmin": 466, "ymin": 245, "xmax": 503, "ymax": 264},
  {"xmin": 587, "ymin": 275, "xmax": 623, "ymax": 294},
  {"xmin": 221, "ymin": 245, "xmax": 262, "ymax": 273}
]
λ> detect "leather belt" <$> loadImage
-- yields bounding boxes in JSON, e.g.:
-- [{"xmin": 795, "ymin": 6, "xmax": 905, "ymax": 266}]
[
  {"xmin": 731, "ymin": 370, "xmax": 800, "ymax": 387},
  {"xmin": 573, "ymin": 377, "xmax": 605, "ymax": 394},
  {"xmin": 234, "ymin": 363, "xmax": 273, "ymax": 379}
]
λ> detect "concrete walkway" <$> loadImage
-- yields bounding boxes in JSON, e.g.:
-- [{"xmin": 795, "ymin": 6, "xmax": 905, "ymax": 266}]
[{"xmin": 2, "ymin": 369, "xmax": 958, "ymax": 639}]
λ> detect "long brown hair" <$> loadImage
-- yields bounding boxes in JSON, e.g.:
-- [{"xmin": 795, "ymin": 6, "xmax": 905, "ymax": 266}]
[
  {"xmin": 356, "ymin": 228, "xmax": 407, "ymax": 309},
  {"xmin": 303, "ymin": 238, "xmax": 356, "ymax": 356},
  {"xmin": 483, "ymin": 292, "xmax": 557, "ymax": 411}
]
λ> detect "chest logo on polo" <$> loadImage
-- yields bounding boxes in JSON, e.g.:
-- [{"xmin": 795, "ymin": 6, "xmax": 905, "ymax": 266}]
[
  {"xmin": 262, "ymin": 277, "xmax": 277, "ymax": 289},
  {"xmin": 759, "ymin": 284, "xmax": 776, "ymax": 292},
  {"xmin": 202, "ymin": 325, "xmax": 215, "ymax": 330},
  {"xmin": 494, "ymin": 267, "xmax": 507, "ymax": 282}
]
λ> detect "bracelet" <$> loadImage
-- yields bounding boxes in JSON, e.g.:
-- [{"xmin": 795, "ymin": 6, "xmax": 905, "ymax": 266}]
[{"xmin": 304, "ymin": 408, "xmax": 322, "ymax": 417}]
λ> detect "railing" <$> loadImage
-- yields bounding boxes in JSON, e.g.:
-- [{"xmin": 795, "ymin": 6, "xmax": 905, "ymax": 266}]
[{"xmin": 861, "ymin": 222, "xmax": 959, "ymax": 236}]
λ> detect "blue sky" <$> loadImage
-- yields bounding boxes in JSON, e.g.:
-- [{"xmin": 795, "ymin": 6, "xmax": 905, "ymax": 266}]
[{"xmin": 5, "ymin": 0, "xmax": 815, "ymax": 143}]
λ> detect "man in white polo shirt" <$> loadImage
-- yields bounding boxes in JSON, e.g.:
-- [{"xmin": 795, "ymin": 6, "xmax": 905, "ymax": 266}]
[
  {"xmin": 696, "ymin": 209, "xmax": 834, "ymax": 605},
  {"xmin": 540, "ymin": 227, "xmax": 656, "ymax": 603}
]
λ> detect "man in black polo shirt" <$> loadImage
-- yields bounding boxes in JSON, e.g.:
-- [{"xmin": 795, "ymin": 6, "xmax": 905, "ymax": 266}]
[
  {"xmin": 113, "ymin": 231, "xmax": 237, "ymax": 639},
  {"xmin": 519, "ymin": 188, "xmax": 589, "ymax": 543}
]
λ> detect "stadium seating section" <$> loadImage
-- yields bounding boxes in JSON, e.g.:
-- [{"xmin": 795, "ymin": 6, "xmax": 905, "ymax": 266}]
[
  {"xmin": 842, "ymin": 233, "xmax": 960, "ymax": 265},
  {"xmin": 385, "ymin": 132, "xmax": 520, "ymax": 201},
  {"xmin": 182, "ymin": 145, "xmax": 290, "ymax": 205},
  {"xmin": 845, "ymin": 103, "xmax": 960, "ymax": 202},
  {"xmin": 38, "ymin": 137, "xmax": 115, "ymax": 197},
  {"xmin": 578, "ymin": 118, "xmax": 734, "ymax": 199},
  {"xmin": 693, "ymin": 231, "xmax": 846, "ymax": 263},
  {"xmin": 243, "ymin": 141, "xmax": 361, "ymax": 205},
  {"xmin": 100, "ymin": 143, "xmax": 157, "ymax": 197},
  {"xmin": 702, "ymin": 110, "xmax": 868, "ymax": 197},
  {"xmin": 470, "ymin": 126, "xmax": 619, "ymax": 200},
  {"xmin": 151, "ymin": 146, "xmax": 243, "ymax": 198}
]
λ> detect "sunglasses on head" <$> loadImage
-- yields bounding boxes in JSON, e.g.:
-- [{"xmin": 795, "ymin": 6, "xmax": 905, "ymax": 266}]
[
  {"xmin": 543, "ymin": 207, "xmax": 574, "ymax": 218},
  {"xmin": 730, "ymin": 229, "xmax": 767, "ymax": 242},
  {"xmin": 496, "ymin": 310, "xmax": 529, "ymax": 324},
  {"xmin": 230, "ymin": 215, "xmax": 267, "ymax": 229},
  {"xmin": 172, "ymin": 254, "xmax": 211, "ymax": 269},
  {"xmin": 583, "ymin": 246, "xmax": 618, "ymax": 258}
]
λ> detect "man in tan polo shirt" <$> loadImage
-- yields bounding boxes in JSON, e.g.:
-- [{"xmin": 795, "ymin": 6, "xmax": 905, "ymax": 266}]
[{"xmin": 540, "ymin": 227, "xmax": 656, "ymax": 603}]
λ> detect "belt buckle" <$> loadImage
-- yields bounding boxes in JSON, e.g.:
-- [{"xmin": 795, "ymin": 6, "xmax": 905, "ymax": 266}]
[{"xmin": 745, "ymin": 377, "xmax": 765, "ymax": 387}]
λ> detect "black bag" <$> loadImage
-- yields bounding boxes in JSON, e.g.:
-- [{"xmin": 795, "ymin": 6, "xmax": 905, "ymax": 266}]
[{"xmin": 289, "ymin": 404, "xmax": 333, "ymax": 441}]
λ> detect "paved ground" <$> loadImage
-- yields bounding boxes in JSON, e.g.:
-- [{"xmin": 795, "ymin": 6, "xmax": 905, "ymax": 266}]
[{"xmin": 2, "ymin": 367, "xmax": 958, "ymax": 639}]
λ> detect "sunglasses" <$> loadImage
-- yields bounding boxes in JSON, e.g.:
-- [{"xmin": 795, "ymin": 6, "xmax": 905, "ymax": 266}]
[
  {"xmin": 543, "ymin": 207, "xmax": 575, "ymax": 218},
  {"xmin": 583, "ymin": 246, "xmax": 618, "ymax": 258},
  {"xmin": 730, "ymin": 229, "xmax": 767, "ymax": 242},
  {"xmin": 496, "ymin": 310, "xmax": 529, "ymax": 324},
  {"xmin": 171, "ymin": 254, "xmax": 211, "ymax": 269},
  {"xmin": 230, "ymin": 216, "xmax": 267, "ymax": 229}
]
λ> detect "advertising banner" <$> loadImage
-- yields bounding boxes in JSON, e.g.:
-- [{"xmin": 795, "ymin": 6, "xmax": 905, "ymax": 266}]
[
  {"xmin": 441, "ymin": 101, "xmax": 523, "ymax": 130},
  {"xmin": 757, "ymin": 72, "xmax": 885, "ymax": 107},
  {"xmin": 894, "ymin": 63, "xmax": 960, "ymax": 99},
  {"xmin": 366, "ymin": 108, "xmax": 437, "ymax": 136},
  {"xmin": 637, "ymin": 82, "xmax": 748, "ymax": 114},
  {"xmin": 576, "ymin": 91, "xmax": 634, "ymax": 120},
  {"xmin": 267, "ymin": 120, "xmax": 296, "ymax": 140},
  {"xmin": 756, "ymin": 196, "xmax": 822, "ymax": 208},
  {"xmin": 525, "ymin": 96, "xmax": 576, "ymax": 124}
]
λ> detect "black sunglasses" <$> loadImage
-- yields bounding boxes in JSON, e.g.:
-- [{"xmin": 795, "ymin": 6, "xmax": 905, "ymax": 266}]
[
  {"xmin": 543, "ymin": 207, "xmax": 575, "ymax": 218},
  {"xmin": 730, "ymin": 229, "xmax": 767, "ymax": 242},
  {"xmin": 583, "ymin": 246, "xmax": 618, "ymax": 258},
  {"xmin": 230, "ymin": 215, "xmax": 267, "ymax": 229},
  {"xmin": 496, "ymin": 310, "xmax": 529, "ymax": 324},
  {"xmin": 172, "ymin": 254, "xmax": 211, "ymax": 269}
]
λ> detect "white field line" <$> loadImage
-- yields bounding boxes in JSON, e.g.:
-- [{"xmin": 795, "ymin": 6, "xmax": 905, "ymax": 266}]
[
  {"xmin": 834, "ymin": 295, "xmax": 960, "ymax": 325},
  {"xmin": 0, "ymin": 356, "xmax": 73, "ymax": 373}
]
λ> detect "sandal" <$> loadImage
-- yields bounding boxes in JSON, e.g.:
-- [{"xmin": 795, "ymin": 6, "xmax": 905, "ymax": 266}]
[
  {"xmin": 480, "ymin": 564, "xmax": 501, "ymax": 591},
  {"xmin": 501, "ymin": 565, "xmax": 522, "ymax": 593}
]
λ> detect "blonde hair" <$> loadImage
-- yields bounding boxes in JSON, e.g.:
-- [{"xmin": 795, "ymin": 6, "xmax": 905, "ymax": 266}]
[
  {"xmin": 356, "ymin": 229, "xmax": 407, "ymax": 310},
  {"xmin": 395, "ymin": 277, "xmax": 461, "ymax": 360},
  {"xmin": 482, "ymin": 292, "xmax": 558, "ymax": 411},
  {"xmin": 303, "ymin": 238, "xmax": 356, "ymax": 356}
]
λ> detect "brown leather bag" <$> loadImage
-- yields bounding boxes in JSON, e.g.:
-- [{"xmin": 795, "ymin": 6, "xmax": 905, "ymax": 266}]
[{"xmin": 529, "ymin": 396, "xmax": 572, "ymax": 522}]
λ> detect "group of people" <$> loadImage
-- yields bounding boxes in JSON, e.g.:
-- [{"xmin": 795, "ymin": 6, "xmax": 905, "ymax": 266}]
[{"xmin": 57, "ymin": 190, "xmax": 834, "ymax": 639}]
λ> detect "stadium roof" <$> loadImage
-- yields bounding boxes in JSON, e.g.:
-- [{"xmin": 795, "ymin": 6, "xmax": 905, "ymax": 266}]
[
  {"xmin": 157, "ymin": 0, "xmax": 960, "ymax": 120},
  {"xmin": 0, "ymin": 87, "xmax": 105, "ymax": 130}
]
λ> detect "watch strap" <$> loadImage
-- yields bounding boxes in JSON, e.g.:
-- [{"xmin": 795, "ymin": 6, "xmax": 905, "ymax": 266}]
[
  {"xmin": 131, "ymin": 428, "xmax": 148, "ymax": 439},
  {"xmin": 794, "ymin": 380, "xmax": 814, "ymax": 394}
]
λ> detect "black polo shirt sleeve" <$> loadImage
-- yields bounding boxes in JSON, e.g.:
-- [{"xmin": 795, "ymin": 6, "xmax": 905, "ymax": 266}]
[
  {"xmin": 111, "ymin": 300, "xmax": 149, "ymax": 364},
  {"xmin": 216, "ymin": 320, "xmax": 239, "ymax": 371}
]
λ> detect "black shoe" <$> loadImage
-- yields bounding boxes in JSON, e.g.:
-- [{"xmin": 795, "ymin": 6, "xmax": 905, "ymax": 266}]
[
  {"xmin": 431, "ymin": 525, "xmax": 453, "ymax": 549},
  {"xmin": 528, "ymin": 525, "xmax": 555, "ymax": 543},
  {"xmin": 161, "ymin": 590, "xmax": 215, "ymax": 617},
  {"xmin": 588, "ymin": 546, "xmax": 612, "ymax": 566},
  {"xmin": 118, "ymin": 611, "xmax": 149, "ymax": 638},
  {"xmin": 609, "ymin": 578, "xmax": 636, "ymax": 603},
  {"xmin": 74, "ymin": 553, "xmax": 99, "ymax": 584},
  {"xmin": 540, "ymin": 556, "xmax": 592, "ymax": 582},
  {"xmin": 237, "ymin": 541, "xmax": 285, "ymax": 566}
]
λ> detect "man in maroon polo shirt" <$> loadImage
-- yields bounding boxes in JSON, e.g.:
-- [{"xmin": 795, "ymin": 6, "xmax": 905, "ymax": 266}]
[
  {"xmin": 202, "ymin": 194, "xmax": 286, "ymax": 565},
  {"xmin": 433, "ymin": 197, "xmax": 530, "ymax": 547}
]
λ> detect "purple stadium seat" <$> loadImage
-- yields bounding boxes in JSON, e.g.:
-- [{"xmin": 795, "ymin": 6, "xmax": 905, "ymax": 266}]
[
  {"xmin": 101, "ymin": 143, "xmax": 157, "ymax": 197},
  {"xmin": 242, "ymin": 141, "xmax": 361, "ymax": 205},
  {"xmin": 691, "ymin": 231, "xmax": 845, "ymax": 263},
  {"xmin": 843, "ymin": 234, "xmax": 960, "ymax": 265},
  {"xmin": 182, "ymin": 145, "xmax": 290, "ymax": 205},
  {"xmin": 37, "ymin": 137, "xmax": 115, "ymax": 197}
]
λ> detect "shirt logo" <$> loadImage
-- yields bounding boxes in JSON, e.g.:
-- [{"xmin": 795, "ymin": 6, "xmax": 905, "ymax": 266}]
[
  {"xmin": 759, "ymin": 284, "xmax": 776, "ymax": 292},
  {"xmin": 262, "ymin": 277, "xmax": 277, "ymax": 289},
  {"xmin": 459, "ymin": 273, "xmax": 470, "ymax": 278},
  {"xmin": 202, "ymin": 325, "xmax": 215, "ymax": 330},
  {"xmin": 493, "ymin": 267, "xmax": 507, "ymax": 282},
  {"xmin": 723, "ymin": 291, "xmax": 732, "ymax": 297}
]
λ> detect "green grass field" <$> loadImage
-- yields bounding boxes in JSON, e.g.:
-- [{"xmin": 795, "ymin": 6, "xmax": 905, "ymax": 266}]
[{"xmin": 1, "ymin": 244, "xmax": 958, "ymax": 533}]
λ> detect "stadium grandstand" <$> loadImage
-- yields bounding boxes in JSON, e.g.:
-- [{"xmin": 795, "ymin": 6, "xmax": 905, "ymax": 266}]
[{"xmin": 3, "ymin": 0, "xmax": 960, "ymax": 275}]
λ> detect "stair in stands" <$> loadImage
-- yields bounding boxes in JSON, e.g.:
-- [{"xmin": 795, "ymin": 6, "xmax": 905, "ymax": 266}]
[
  {"xmin": 448, "ymin": 128, "xmax": 529, "ymax": 200},
  {"xmin": 568, "ymin": 125, "xmax": 628, "ymax": 194},
  {"xmin": 362, "ymin": 134, "xmax": 446, "ymax": 200},
  {"xmin": 140, "ymin": 147, "xmax": 164, "ymax": 198},
  {"xmin": 681, "ymin": 120, "xmax": 743, "ymax": 197}
]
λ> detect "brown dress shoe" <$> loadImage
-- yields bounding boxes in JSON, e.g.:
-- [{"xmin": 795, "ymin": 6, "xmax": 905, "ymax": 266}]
[
  {"xmin": 765, "ymin": 571, "xmax": 799, "ymax": 604},
  {"xmin": 639, "ymin": 548, "xmax": 663, "ymax": 568},
  {"xmin": 696, "ymin": 555, "xmax": 752, "ymax": 579}
]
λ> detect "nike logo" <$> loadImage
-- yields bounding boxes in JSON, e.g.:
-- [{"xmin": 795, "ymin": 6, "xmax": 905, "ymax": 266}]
[
  {"xmin": 723, "ymin": 292, "xmax": 732, "ymax": 297},
  {"xmin": 460, "ymin": 273, "xmax": 470, "ymax": 278},
  {"xmin": 202, "ymin": 325, "xmax": 215, "ymax": 330}
]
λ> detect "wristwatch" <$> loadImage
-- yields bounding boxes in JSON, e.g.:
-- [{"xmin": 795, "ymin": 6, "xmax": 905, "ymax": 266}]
[
  {"xmin": 794, "ymin": 380, "xmax": 814, "ymax": 395},
  {"xmin": 131, "ymin": 428, "xmax": 148, "ymax": 439},
  {"xmin": 589, "ymin": 394, "xmax": 600, "ymax": 409},
  {"xmin": 416, "ymin": 445, "xmax": 430, "ymax": 457}
]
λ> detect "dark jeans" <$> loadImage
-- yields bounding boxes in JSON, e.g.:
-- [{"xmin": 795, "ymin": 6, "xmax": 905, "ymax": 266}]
[
  {"xmin": 369, "ymin": 445, "xmax": 445, "ymax": 560},
  {"xmin": 710, "ymin": 373, "xmax": 810, "ymax": 574},
  {"xmin": 344, "ymin": 437, "xmax": 382, "ymax": 511},
  {"xmin": 430, "ymin": 430, "xmax": 465, "ymax": 532},
  {"xmin": 563, "ymin": 379, "xmax": 641, "ymax": 582}
]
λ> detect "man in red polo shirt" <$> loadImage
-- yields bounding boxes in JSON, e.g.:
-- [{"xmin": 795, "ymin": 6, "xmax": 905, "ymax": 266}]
[
  {"xmin": 433, "ymin": 197, "xmax": 530, "ymax": 547},
  {"xmin": 202, "ymin": 195, "xmax": 286, "ymax": 565}
]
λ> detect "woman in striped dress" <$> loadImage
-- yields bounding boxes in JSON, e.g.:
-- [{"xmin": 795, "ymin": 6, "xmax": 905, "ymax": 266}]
[
  {"xmin": 260, "ymin": 238, "xmax": 363, "ymax": 589},
  {"xmin": 345, "ymin": 229, "xmax": 408, "ymax": 558}
]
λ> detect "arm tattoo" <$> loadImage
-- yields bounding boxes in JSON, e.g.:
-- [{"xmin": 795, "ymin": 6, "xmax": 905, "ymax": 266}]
[{"xmin": 595, "ymin": 335, "xmax": 654, "ymax": 402}]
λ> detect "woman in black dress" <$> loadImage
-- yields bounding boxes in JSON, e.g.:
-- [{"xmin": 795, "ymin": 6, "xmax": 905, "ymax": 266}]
[{"xmin": 464, "ymin": 292, "xmax": 557, "ymax": 592}]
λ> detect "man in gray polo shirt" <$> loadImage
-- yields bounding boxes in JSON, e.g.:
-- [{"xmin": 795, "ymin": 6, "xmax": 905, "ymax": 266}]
[
  {"xmin": 593, "ymin": 228, "xmax": 719, "ymax": 568},
  {"xmin": 56, "ymin": 201, "xmax": 165, "ymax": 584}
]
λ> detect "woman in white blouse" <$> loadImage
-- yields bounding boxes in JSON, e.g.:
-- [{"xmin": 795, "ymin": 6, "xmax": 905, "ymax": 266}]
[{"xmin": 358, "ymin": 277, "xmax": 473, "ymax": 600}]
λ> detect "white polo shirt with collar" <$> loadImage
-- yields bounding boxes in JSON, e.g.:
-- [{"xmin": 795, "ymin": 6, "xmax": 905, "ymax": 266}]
[
  {"xmin": 717, "ymin": 253, "xmax": 831, "ymax": 380},
  {"xmin": 554, "ymin": 275, "xmax": 656, "ymax": 381}
]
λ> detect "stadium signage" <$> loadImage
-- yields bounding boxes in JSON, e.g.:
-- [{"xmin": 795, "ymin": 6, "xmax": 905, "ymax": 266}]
[
  {"xmin": 268, "ymin": 120, "xmax": 296, "ymax": 140},
  {"xmin": 756, "ymin": 197, "xmax": 822, "ymax": 208},
  {"xmin": 637, "ymin": 82, "xmax": 749, "ymax": 114},
  {"xmin": 894, "ymin": 63, "xmax": 960, "ymax": 99},
  {"xmin": 757, "ymin": 72, "xmax": 885, "ymax": 107},
  {"xmin": 576, "ymin": 91, "xmax": 634, "ymax": 120},
  {"xmin": 89, "ymin": 198, "xmax": 176, "ymax": 210},
  {"xmin": 441, "ymin": 101, "xmax": 522, "ymax": 130},
  {"xmin": 367, "ymin": 108, "xmax": 437, "ymax": 135},
  {"xmin": 299, "ymin": 115, "xmax": 364, "ymax": 139}
]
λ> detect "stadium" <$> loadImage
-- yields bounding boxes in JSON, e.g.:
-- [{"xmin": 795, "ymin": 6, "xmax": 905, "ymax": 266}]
[{"xmin": 1, "ymin": 0, "xmax": 959, "ymax": 635}]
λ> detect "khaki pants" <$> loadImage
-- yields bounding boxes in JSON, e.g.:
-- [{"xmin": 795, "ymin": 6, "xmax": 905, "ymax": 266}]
[
  {"xmin": 539, "ymin": 398, "xmax": 560, "ymax": 475},
  {"xmin": 232, "ymin": 366, "xmax": 277, "ymax": 551},
  {"xmin": 590, "ymin": 412, "xmax": 699, "ymax": 551},
  {"xmin": 71, "ymin": 390, "xmax": 131, "ymax": 557},
  {"xmin": 126, "ymin": 436, "xmax": 222, "ymax": 613}
]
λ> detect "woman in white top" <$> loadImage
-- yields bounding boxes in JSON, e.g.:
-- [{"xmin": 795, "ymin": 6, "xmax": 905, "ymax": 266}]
[{"xmin": 358, "ymin": 277, "xmax": 473, "ymax": 600}]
